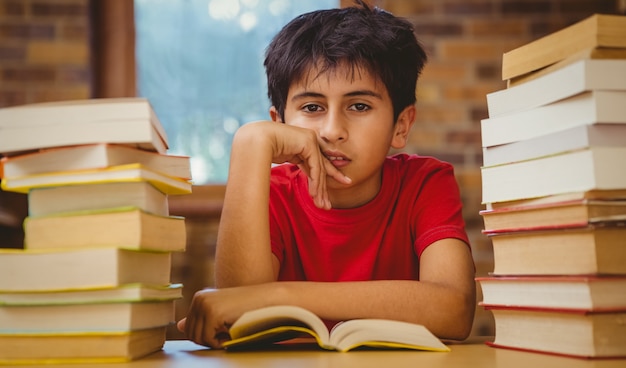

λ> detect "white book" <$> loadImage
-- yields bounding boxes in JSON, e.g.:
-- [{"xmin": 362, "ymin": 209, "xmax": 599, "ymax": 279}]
[
  {"xmin": 0, "ymin": 98, "xmax": 168, "ymax": 155},
  {"xmin": 1, "ymin": 143, "xmax": 191, "ymax": 180},
  {"xmin": 486, "ymin": 59, "xmax": 626, "ymax": 118},
  {"xmin": 482, "ymin": 124, "xmax": 626, "ymax": 167},
  {"xmin": 481, "ymin": 90, "xmax": 626, "ymax": 148},
  {"xmin": 481, "ymin": 147, "xmax": 626, "ymax": 204}
]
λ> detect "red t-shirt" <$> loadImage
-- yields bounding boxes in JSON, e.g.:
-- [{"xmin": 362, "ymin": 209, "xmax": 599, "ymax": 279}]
[{"xmin": 269, "ymin": 153, "xmax": 470, "ymax": 282}]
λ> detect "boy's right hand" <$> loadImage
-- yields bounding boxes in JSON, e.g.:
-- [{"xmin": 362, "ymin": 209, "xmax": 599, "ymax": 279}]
[{"xmin": 233, "ymin": 121, "xmax": 351, "ymax": 209}]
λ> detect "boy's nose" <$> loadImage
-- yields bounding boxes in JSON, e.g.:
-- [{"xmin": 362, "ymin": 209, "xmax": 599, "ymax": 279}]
[{"xmin": 319, "ymin": 112, "xmax": 347, "ymax": 143}]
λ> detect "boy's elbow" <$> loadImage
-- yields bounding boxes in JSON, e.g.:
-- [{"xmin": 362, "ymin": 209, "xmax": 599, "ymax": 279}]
[{"xmin": 445, "ymin": 288, "xmax": 476, "ymax": 340}]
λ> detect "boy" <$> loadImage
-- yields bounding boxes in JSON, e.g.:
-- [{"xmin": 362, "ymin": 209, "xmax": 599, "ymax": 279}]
[{"xmin": 178, "ymin": 1, "xmax": 475, "ymax": 349}]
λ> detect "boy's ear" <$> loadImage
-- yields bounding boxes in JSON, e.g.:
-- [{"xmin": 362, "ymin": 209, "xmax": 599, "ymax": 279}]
[
  {"xmin": 390, "ymin": 105, "xmax": 416, "ymax": 149},
  {"xmin": 269, "ymin": 106, "xmax": 282, "ymax": 122}
]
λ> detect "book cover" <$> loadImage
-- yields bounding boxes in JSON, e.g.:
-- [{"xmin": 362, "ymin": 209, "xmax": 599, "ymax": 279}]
[
  {"xmin": 223, "ymin": 305, "xmax": 449, "ymax": 352},
  {"xmin": 508, "ymin": 46, "xmax": 626, "ymax": 87},
  {"xmin": 0, "ymin": 327, "xmax": 166, "ymax": 364},
  {"xmin": 486, "ymin": 59, "xmax": 626, "ymax": 118},
  {"xmin": 482, "ymin": 124, "xmax": 626, "ymax": 168},
  {"xmin": 0, "ymin": 300, "xmax": 175, "ymax": 333},
  {"xmin": 481, "ymin": 90, "xmax": 626, "ymax": 149},
  {"xmin": 477, "ymin": 275, "xmax": 626, "ymax": 310},
  {"xmin": 23, "ymin": 207, "xmax": 186, "ymax": 252},
  {"xmin": 486, "ymin": 189, "xmax": 626, "ymax": 211},
  {"xmin": 488, "ymin": 225, "xmax": 626, "ymax": 276},
  {"xmin": 480, "ymin": 199, "xmax": 626, "ymax": 233},
  {"xmin": 0, "ymin": 283, "xmax": 182, "ymax": 306},
  {"xmin": 27, "ymin": 181, "xmax": 169, "ymax": 217},
  {"xmin": 501, "ymin": 14, "xmax": 626, "ymax": 80},
  {"xmin": 481, "ymin": 147, "xmax": 626, "ymax": 204},
  {"xmin": 0, "ymin": 248, "xmax": 172, "ymax": 291},
  {"xmin": 0, "ymin": 163, "xmax": 193, "ymax": 195},
  {"xmin": 0, "ymin": 143, "xmax": 191, "ymax": 180},
  {"xmin": 483, "ymin": 305, "xmax": 626, "ymax": 359},
  {"xmin": 0, "ymin": 98, "xmax": 168, "ymax": 155}
]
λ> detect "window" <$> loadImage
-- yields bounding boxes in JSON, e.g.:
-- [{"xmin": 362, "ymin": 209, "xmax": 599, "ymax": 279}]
[{"xmin": 134, "ymin": 0, "xmax": 338, "ymax": 184}]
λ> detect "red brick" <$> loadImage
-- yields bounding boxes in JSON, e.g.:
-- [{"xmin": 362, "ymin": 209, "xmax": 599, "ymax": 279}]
[
  {"xmin": 467, "ymin": 19, "xmax": 527, "ymax": 38},
  {"xmin": 2, "ymin": 66, "xmax": 56, "ymax": 83},
  {"xmin": 500, "ymin": 0, "xmax": 553, "ymax": 14},
  {"xmin": 0, "ymin": 90, "xmax": 27, "ymax": 107},
  {"xmin": 414, "ymin": 22, "xmax": 463, "ymax": 37},
  {"xmin": 58, "ymin": 23, "xmax": 89, "ymax": 41},
  {"xmin": 414, "ymin": 105, "xmax": 467, "ymax": 125},
  {"xmin": 378, "ymin": 1, "xmax": 435, "ymax": 15},
  {"xmin": 442, "ymin": 83, "xmax": 501, "ymax": 103},
  {"xmin": 420, "ymin": 62, "xmax": 468, "ymax": 82},
  {"xmin": 442, "ymin": 1, "xmax": 494, "ymax": 15},
  {"xmin": 555, "ymin": 0, "xmax": 618, "ymax": 14},
  {"xmin": 0, "ymin": 45, "xmax": 25, "ymax": 61},
  {"xmin": 0, "ymin": 0, "xmax": 25, "ymax": 16},
  {"xmin": 31, "ymin": 1, "xmax": 87, "ymax": 17},
  {"xmin": 0, "ymin": 23, "xmax": 55, "ymax": 39},
  {"xmin": 57, "ymin": 66, "xmax": 90, "ymax": 84},
  {"xmin": 475, "ymin": 63, "xmax": 500, "ymax": 80}
]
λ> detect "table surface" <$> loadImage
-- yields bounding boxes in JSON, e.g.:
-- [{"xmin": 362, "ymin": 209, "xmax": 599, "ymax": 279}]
[{"xmin": 6, "ymin": 337, "xmax": 626, "ymax": 368}]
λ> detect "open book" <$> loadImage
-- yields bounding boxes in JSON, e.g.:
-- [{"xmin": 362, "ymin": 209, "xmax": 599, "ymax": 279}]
[{"xmin": 223, "ymin": 305, "xmax": 449, "ymax": 352}]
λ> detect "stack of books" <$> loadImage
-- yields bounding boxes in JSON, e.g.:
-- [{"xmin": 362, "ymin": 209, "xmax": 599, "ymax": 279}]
[
  {"xmin": 477, "ymin": 14, "xmax": 626, "ymax": 359},
  {"xmin": 0, "ymin": 98, "xmax": 193, "ymax": 364}
]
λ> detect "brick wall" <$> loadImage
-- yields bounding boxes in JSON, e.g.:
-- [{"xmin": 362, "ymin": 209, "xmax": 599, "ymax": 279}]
[
  {"xmin": 1, "ymin": 0, "xmax": 624, "ymax": 337},
  {"xmin": 0, "ymin": 0, "xmax": 91, "ymax": 106}
]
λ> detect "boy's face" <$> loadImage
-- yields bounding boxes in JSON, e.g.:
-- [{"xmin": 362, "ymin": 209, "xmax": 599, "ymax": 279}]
[{"xmin": 272, "ymin": 63, "xmax": 414, "ymax": 207}]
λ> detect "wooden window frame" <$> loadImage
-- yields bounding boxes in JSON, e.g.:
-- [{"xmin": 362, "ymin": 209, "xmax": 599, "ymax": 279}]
[{"xmin": 90, "ymin": 0, "xmax": 353, "ymax": 217}]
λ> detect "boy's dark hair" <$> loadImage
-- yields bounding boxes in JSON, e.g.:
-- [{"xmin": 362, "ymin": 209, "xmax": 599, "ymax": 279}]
[{"xmin": 264, "ymin": 0, "xmax": 427, "ymax": 122}]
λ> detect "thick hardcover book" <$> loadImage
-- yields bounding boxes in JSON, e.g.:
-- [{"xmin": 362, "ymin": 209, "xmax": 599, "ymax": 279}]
[
  {"xmin": 488, "ymin": 225, "xmax": 626, "ymax": 276},
  {"xmin": 28, "ymin": 181, "xmax": 169, "ymax": 217},
  {"xmin": 0, "ymin": 300, "xmax": 175, "ymax": 333},
  {"xmin": 0, "ymin": 98, "xmax": 168, "ymax": 155},
  {"xmin": 23, "ymin": 207, "xmax": 186, "ymax": 252},
  {"xmin": 481, "ymin": 147, "xmax": 626, "ymax": 204},
  {"xmin": 481, "ymin": 90, "xmax": 626, "ymax": 149},
  {"xmin": 1, "ymin": 143, "xmax": 191, "ymax": 180},
  {"xmin": 0, "ymin": 163, "xmax": 193, "ymax": 195},
  {"xmin": 501, "ymin": 14, "xmax": 626, "ymax": 80},
  {"xmin": 0, "ymin": 248, "xmax": 171, "ymax": 291},
  {"xmin": 0, "ymin": 327, "xmax": 166, "ymax": 364},
  {"xmin": 486, "ymin": 59, "xmax": 626, "ymax": 118},
  {"xmin": 477, "ymin": 275, "xmax": 626, "ymax": 310},
  {"xmin": 482, "ymin": 124, "xmax": 626, "ymax": 168},
  {"xmin": 484, "ymin": 305, "xmax": 626, "ymax": 359},
  {"xmin": 480, "ymin": 199, "xmax": 626, "ymax": 233}
]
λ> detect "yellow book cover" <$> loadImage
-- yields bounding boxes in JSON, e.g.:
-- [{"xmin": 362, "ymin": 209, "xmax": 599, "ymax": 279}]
[
  {"xmin": 0, "ymin": 163, "xmax": 192, "ymax": 195},
  {"xmin": 502, "ymin": 14, "xmax": 626, "ymax": 80}
]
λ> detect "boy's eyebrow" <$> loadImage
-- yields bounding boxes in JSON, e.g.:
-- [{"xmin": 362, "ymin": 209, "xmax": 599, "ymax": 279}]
[{"xmin": 291, "ymin": 90, "xmax": 383, "ymax": 102}]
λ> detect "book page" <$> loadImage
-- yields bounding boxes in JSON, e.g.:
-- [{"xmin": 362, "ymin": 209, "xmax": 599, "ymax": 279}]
[
  {"xmin": 225, "ymin": 305, "xmax": 330, "ymax": 348},
  {"xmin": 329, "ymin": 319, "xmax": 450, "ymax": 352}
]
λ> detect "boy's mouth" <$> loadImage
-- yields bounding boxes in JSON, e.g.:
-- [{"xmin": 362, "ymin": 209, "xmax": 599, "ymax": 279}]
[{"xmin": 324, "ymin": 151, "xmax": 351, "ymax": 168}]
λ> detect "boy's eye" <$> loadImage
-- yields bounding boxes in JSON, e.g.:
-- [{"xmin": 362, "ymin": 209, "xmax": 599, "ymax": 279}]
[
  {"xmin": 302, "ymin": 104, "xmax": 323, "ymax": 113},
  {"xmin": 349, "ymin": 103, "xmax": 370, "ymax": 112}
]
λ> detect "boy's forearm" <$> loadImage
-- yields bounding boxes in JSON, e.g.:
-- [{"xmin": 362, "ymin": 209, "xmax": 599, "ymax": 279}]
[
  {"xmin": 267, "ymin": 278, "xmax": 474, "ymax": 340},
  {"xmin": 215, "ymin": 124, "xmax": 276, "ymax": 287}
]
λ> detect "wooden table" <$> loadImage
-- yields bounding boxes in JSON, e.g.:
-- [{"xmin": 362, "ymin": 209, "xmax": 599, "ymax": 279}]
[{"xmin": 6, "ymin": 339, "xmax": 626, "ymax": 368}]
